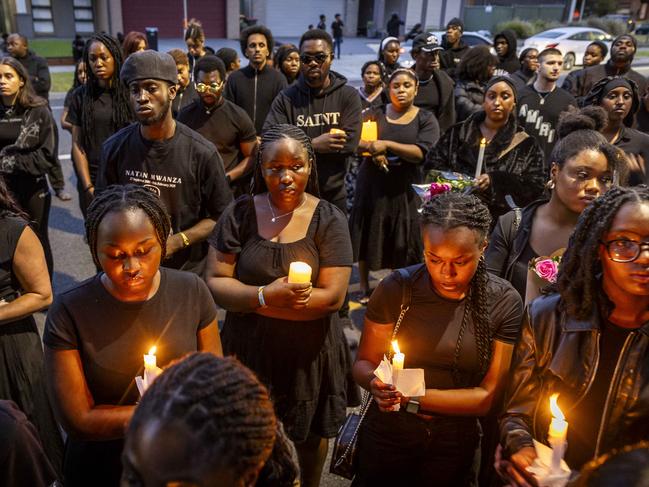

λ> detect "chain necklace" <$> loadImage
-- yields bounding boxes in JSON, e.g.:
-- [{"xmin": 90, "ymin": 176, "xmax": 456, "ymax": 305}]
[{"xmin": 267, "ymin": 193, "xmax": 307, "ymax": 223}]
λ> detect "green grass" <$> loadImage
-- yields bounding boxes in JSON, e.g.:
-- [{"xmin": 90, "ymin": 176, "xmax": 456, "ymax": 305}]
[
  {"xmin": 51, "ymin": 71, "xmax": 73, "ymax": 93},
  {"xmin": 636, "ymin": 49, "xmax": 649, "ymax": 57},
  {"xmin": 30, "ymin": 39, "xmax": 72, "ymax": 58}
]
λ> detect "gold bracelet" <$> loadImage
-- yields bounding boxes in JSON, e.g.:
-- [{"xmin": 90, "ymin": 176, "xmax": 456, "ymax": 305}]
[{"xmin": 179, "ymin": 232, "xmax": 190, "ymax": 248}]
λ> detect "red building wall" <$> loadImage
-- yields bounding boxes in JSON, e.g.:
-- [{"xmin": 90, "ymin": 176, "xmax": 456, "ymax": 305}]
[{"xmin": 121, "ymin": 0, "xmax": 226, "ymax": 37}]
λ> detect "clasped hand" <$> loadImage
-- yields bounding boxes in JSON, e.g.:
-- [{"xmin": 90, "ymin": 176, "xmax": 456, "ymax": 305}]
[
  {"xmin": 369, "ymin": 377, "xmax": 402, "ymax": 412},
  {"xmin": 262, "ymin": 276, "xmax": 312, "ymax": 309}
]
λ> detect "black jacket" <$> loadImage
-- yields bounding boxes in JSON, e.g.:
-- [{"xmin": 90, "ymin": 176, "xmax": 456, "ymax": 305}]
[
  {"xmin": 440, "ymin": 41, "xmax": 470, "ymax": 79},
  {"xmin": 485, "ymin": 200, "xmax": 546, "ymax": 298},
  {"xmin": 454, "ymin": 79, "xmax": 484, "ymax": 122},
  {"xmin": 424, "ymin": 111, "xmax": 545, "ymax": 219},
  {"xmin": 494, "ymin": 30, "xmax": 519, "ymax": 74},
  {"xmin": 413, "ymin": 69, "xmax": 456, "ymax": 133},
  {"xmin": 562, "ymin": 61, "xmax": 648, "ymax": 105},
  {"xmin": 224, "ymin": 64, "xmax": 287, "ymax": 134},
  {"xmin": 264, "ymin": 71, "xmax": 362, "ymax": 207},
  {"xmin": 500, "ymin": 294, "xmax": 649, "ymax": 463},
  {"xmin": 15, "ymin": 51, "xmax": 50, "ymax": 101}
]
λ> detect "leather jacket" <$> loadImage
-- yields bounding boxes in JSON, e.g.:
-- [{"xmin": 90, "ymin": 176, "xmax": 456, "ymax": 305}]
[{"xmin": 500, "ymin": 293, "xmax": 649, "ymax": 462}]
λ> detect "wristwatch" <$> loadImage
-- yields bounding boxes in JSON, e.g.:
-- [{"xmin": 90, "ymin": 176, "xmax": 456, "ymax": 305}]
[{"xmin": 405, "ymin": 398, "xmax": 420, "ymax": 414}]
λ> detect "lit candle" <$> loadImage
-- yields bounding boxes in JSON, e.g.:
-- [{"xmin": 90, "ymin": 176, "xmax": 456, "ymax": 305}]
[
  {"xmin": 391, "ymin": 340, "xmax": 405, "ymax": 371},
  {"xmin": 143, "ymin": 346, "xmax": 158, "ymax": 389},
  {"xmin": 360, "ymin": 120, "xmax": 378, "ymax": 156},
  {"xmin": 330, "ymin": 128, "xmax": 346, "ymax": 135},
  {"xmin": 548, "ymin": 393, "xmax": 568, "ymax": 474},
  {"xmin": 475, "ymin": 137, "xmax": 487, "ymax": 180},
  {"xmin": 288, "ymin": 261, "xmax": 312, "ymax": 284}
]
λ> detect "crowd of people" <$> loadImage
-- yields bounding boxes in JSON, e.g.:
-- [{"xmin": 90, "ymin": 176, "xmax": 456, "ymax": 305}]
[{"xmin": 0, "ymin": 14, "xmax": 649, "ymax": 487}]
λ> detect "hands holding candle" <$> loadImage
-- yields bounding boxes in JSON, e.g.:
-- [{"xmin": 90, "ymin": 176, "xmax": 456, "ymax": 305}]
[
  {"xmin": 256, "ymin": 261, "xmax": 313, "ymax": 310},
  {"xmin": 548, "ymin": 394, "xmax": 568, "ymax": 474}
]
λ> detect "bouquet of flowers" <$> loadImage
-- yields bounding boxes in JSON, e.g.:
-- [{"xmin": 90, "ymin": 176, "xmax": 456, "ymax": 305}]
[
  {"xmin": 525, "ymin": 249, "xmax": 565, "ymax": 304},
  {"xmin": 424, "ymin": 170, "xmax": 476, "ymax": 191}
]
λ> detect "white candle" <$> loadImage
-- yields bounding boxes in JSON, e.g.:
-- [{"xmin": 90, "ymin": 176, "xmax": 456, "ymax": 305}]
[
  {"xmin": 391, "ymin": 340, "xmax": 404, "ymax": 411},
  {"xmin": 143, "ymin": 346, "xmax": 158, "ymax": 389},
  {"xmin": 548, "ymin": 394, "xmax": 568, "ymax": 474},
  {"xmin": 475, "ymin": 137, "xmax": 487, "ymax": 180},
  {"xmin": 288, "ymin": 261, "xmax": 312, "ymax": 284}
]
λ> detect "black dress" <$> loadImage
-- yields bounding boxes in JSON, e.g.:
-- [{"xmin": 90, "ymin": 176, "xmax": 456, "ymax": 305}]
[
  {"xmin": 210, "ymin": 196, "xmax": 359, "ymax": 442},
  {"xmin": 0, "ymin": 215, "xmax": 63, "ymax": 475},
  {"xmin": 350, "ymin": 107, "xmax": 439, "ymax": 271}
]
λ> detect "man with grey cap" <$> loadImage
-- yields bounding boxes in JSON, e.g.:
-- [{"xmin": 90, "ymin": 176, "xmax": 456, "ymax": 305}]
[
  {"xmin": 97, "ymin": 49, "xmax": 232, "ymax": 274},
  {"xmin": 410, "ymin": 32, "xmax": 455, "ymax": 132}
]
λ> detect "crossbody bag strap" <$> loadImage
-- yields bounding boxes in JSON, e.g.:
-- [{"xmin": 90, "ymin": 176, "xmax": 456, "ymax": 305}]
[{"xmin": 391, "ymin": 267, "xmax": 413, "ymax": 341}]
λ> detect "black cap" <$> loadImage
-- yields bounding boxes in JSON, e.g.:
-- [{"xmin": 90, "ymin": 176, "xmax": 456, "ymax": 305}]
[
  {"xmin": 412, "ymin": 32, "xmax": 443, "ymax": 53},
  {"xmin": 446, "ymin": 18, "xmax": 464, "ymax": 31},
  {"xmin": 120, "ymin": 50, "xmax": 178, "ymax": 85}
]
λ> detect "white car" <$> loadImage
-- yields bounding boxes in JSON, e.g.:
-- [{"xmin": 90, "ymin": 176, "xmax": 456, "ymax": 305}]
[{"xmin": 521, "ymin": 27, "xmax": 613, "ymax": 70}]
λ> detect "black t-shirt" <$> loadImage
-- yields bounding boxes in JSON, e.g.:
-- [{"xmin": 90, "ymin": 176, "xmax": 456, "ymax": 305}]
[
  {"xmin": 366, "ymin": 264, "xmax": 523, "ymax": 389},
  {"xmin": 0, "ymin": 105, "xmax": 23, "ymax": 150},
  {"xmin": 63, "ymin": 88, "xmax": 74, "ymax": 109},
  {"xmin": 566, "ymin": 321, "xmax": 634, "ymax": 469},
  {"xmin": 614, "ymin": 127, "xmax": 649, "ymax": 186},
  {"xmin": 332, "ymin": 20, "xmax": 344, "ymax": 38},
  {"xmin": 177, "ymin": 99, "xmax": 256, "ymax": 173},
  {"xmin": 414, "ymin": 77, "xmax": 440, "ymax": 115},
  {"xmin": 97, "ymin": 122, "xmax": 233, "ymax": 272},
  {"xmin": 43, "ymin": 268, "xmax": 217, "ymax": 405},
  {"xmin": 171, "ymin": 83, "xmax": 199, "ymax": 119},
  {"xmin": 67, "ymin": 86, "xmax": 117, "ymax": 176}
]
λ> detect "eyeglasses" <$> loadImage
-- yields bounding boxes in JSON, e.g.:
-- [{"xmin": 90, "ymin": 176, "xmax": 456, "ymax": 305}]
[
  {"xmin": 194, "ymin": 82, "xmax": 223, "ymax": 94},
  {"xmin": 300, "ymin": 53, "xmax": 329, "ymax": 65},
  {"xmin": 600, "ymin": 239, "xmax": 649, "ymax": 263}
]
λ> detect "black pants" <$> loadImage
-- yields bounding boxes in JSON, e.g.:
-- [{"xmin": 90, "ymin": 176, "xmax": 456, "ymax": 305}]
[
  {"xmin": 355, "ymin": 405, "xmax": 480, "ymax": 486},
  {"xmin": 5, "ymin": 174, "xmax": 53, "ymax": 277}
]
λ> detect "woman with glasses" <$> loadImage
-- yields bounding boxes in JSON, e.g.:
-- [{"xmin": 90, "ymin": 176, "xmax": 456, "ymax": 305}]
[
  {"xmin": 498, "ymin": 185, "xmax": 649, "ymax": 485},
  {"xmin": 486, "ymin": 107, "xmax": 627, "ymax": 299},
  {"xmin": 178, "ymin": 55, "xmax": 257, "ymax": 197}
]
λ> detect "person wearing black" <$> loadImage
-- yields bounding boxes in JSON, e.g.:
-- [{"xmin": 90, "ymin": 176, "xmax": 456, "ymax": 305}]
[
  {"xmin": 0, "ymin": 57, "xmax": 57, "ymax": 275},
  {"xmin": 358, "ymin": 60, "xmax": 386, "ymax": 110},
  {"xmin": 454, "ymin": 45, "xmax": 497, "ymax": 122},
  {"xmin": 215, "ymin": 47, "xmax": 240, "ymax": 80},
  {"xmin": 377, "ymin": 36, "xmax": 401, "ymax": 81},
  {"xmin": 386, "ymin": 13, "xmax": 403, "ymax": 38},
  {"xmin": 331, "ymin": 14, "xmax": 344, "ymax": 59},
  {"xmin": 637, "ymin": 82, "xmax": 649, "ymax": 133},
  {"xmin": 274, "ymin": 44, "xmax": 300, "ymax": 86},
  {"xmin": 562, "ymin": 34, "xmax": 647, "ymax": 104},
  {"xmin": 584, "ymin": 76, "xmax": 649, "ymax": 186},
  {"xmin": 425, "ymin": 77, "xmax": 545, "ymax": 220},
  {"xmin": 72, "ymin": 34, "xmax": 85, "ymax": 63},
  {"xmin": 317, "ymin": 14, "xmax": 326, "ymax": 31},
  {"xmin": 264, "ymin": 29, "xmax": 361, "ymax": 213},
  {"xmin": 68, "ymin": 33, "xmax": 133, "ymax": 217},
  {"xmin": 493, "ymin": 30, "xmax": 519, "ymax": 74},
  {"xmin": 61, "ymin": 60, "xmax": 86, "ymax": 133},
  {"xmin": 167, "ymin": 49, "xmax": 198, "ymax": 118},
  {"xmin": 510, "ymin": 48, "xmax": 539, "ymax": 90},
  {"xmin": 97, "ymin": 50, "xmax": 232, "ymax": 275},
  {"xmin": 440, "ymin": 17, "xmax": 470, "ymax": 79},
  {"xmin": 350, "ymin": 68, "xmax": 439, "ymax": 302},
  {"xmin": 0, "ymin": 177, "xmax": 63, "ymax": 477},
  {"xmin": 185, "ymin": 19, "xmax": 209, "ymax": 83},
  {"xmin": 353, "ymin": 191, "xmax": 523, "ymax": 486},
  {"xmin": 583, "ymin": 40, "xmax": 608, "ymax": 67},
  {"xmin": 44, "ymin": 185, "xmax": 221, "ymax": 487},
  {"xmin": 225, "ymin": 25, "xmax": 287, "ymax": 135},
  {"xmin": 486, "ymin": 107, "xmax": 624, "ymax": 299},
  {"xmin": 178, "ymin": 55, "xmax": 257, "ymax": 197},
  {"xmin": 517, "ymin": 48, "xmax": 577, "ymax": 165},
  {"xmin": 410, "ymin": 32, "xmax": 455, "ymax": 133}
]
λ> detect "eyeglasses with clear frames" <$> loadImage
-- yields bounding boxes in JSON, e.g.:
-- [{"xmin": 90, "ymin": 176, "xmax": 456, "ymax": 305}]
[{"xmin": 600, "ymin": 239, "xmax": 649, "ymax": 263}]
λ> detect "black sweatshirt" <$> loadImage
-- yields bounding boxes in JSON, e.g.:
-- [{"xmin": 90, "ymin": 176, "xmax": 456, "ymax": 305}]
[
  {"xmin": 224, "ymin": 63, "xmax": 287, "ymax": 135},
  {"xmin": 14, "ymin": 51, "xmax": 50, "ymax": 101},
  {"xmin": 264, "ymin": 71, "xmax": 362, "ymax": 210}
]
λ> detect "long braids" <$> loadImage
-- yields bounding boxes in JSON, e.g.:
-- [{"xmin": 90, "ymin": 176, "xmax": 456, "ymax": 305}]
[
  {"xmin": 251, "ymin": 124, "xmax": 320, "ymax": 197},
  {"xmin": 420, "ymin": 192, "xmax": 493, "ymax": 384},
  {"xmin": 85, "ymin": 185, "xmax": 171, "ymax": 268},
  {"xmin": 81, "ymin": 34, "xmax": 133, "ymax": 150},
  {"xmin": 558, "ymin": 185, "xmax": 649, "ymax": 321},
  {"xmin": 128, "ymin": 353, "xmax": 278, "ymax": 482}
]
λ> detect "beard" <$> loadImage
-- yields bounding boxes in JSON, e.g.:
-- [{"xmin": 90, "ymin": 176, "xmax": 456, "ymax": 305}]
[{"xmin": 138, "ymin": 99, "xmax": 172, "ymax": 126}]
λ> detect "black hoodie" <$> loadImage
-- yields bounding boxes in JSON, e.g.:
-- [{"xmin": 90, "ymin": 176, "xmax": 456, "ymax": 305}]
[
  {"xmin": 264, "ymin": 71, "xmax": 362, "ymax": 210},
  {"xmin": 14, "ymin": 50, "xmax": 50, "ymax": 101},
  {"xmin": 494, "ymin": 30, "xmax": 519, "ymax": 75},
  {"xmin": 440, "ymin": 36, "xmax": 470, "ymax": 78}
]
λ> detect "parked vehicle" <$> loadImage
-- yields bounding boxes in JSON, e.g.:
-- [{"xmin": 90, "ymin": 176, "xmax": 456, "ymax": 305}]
[{"xmin": 521, "ymin": 27, "xmax": 613, "ymax": 70}]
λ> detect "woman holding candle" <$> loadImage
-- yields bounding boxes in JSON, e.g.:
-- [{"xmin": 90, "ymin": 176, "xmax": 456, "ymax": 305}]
[
  {"xmin": 43, "ymin": 185, "xmax": 221, "ymax": 487},
  {"xmin": 424, "ymin": 76, "xmax": 546, "ymax": 220},
  {"xmin": 353, "ymin": 192, "xmax": 523, "ymax": 485},
  {"xmin": 486, "ymin": 107, "xmax": 627, "ymax": 298},
  {"xmin": 499, "ymin": 186, "xmax": 649, "ymax": 485},
  {"xmin": 204, "ymin": 124, "xmax": 357, "ymax": 487},
  {"xmin": 350, "ymin": 68, "xmax": 439, "ymax": 304}
]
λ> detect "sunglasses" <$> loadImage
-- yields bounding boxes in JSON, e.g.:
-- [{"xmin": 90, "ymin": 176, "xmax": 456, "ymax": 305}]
[
  {"xmin": 300, "ymin": 53, "xmax": 330, "ymax": 65},
  {"xmin": 195, "ymin": 81, "xmax": 223, "ymax": 94}
]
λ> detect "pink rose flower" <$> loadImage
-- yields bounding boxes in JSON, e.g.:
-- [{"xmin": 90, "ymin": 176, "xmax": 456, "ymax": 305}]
[
  {"xmin": 427, "ymin": 182, "xmax": 452, "ymax": 198},
  {"xmin": 535, "ymin": 259, "xmax": 559, "ymax": 283}
]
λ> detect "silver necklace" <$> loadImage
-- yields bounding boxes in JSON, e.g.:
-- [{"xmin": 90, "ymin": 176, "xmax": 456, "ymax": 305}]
[{"xmin": 267, "ymin": 193, "xmax": 307, "ymax": 223}]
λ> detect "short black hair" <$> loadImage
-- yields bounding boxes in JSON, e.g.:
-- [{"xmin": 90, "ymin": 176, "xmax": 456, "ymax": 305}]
[
  {"xmin": 299, "ymin": 29, "xmax": 333, "ymax": 52},
  {"xmin": 588, "ymin": 40, "xmax": 609, "ymax": 59},
  {"xmin": 240, "ymin": 25, "xmax": 274, "ymax": 57},
  {"xmin": 215, "ymin": 47, "xmax": 238, "ymax": 70},
  {"xmin": 194, "ymin": 54, "xmax": 226, "ymax": 82},
  {"xmin": 456, "ymin": 45, "xmax": 496, "ymax": 83}
]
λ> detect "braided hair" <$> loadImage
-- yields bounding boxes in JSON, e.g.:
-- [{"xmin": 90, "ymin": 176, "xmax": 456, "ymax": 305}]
[
  {"xmin": 558, "ymin": 185, "xmax": 649, "ymax": 321},
  {"xmin": 251, "ymin": 124, "xmax": 320, "ymax": 196},
  {"xmin": 127, "ymin": 353, "xmax": 279, "ymax": 483},
  {"xmin": 420, "ymin": 192, "xmax": 493, "ymax": 384},
  {"xmin": 85, "ymin": 185, "xmax": 171, "ymax": 268},
  {"xmin": 81, "ymin": 34, "xmax": 133, "ymax": 150}
]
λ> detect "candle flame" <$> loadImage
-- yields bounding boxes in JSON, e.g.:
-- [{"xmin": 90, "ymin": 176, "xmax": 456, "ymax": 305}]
[
  {"xmin": 391, "ymin": 340, "xmax": 401, "ymax": 355},
  {"xmin": 147, "ymin": 346, "xmax": 157, "ymax": 356},
  {"xmin": 480, "ymin": 137, "xmax": 487, "ymax": 146},
  {"xmin": 549, "ymin": 393, "xmax": 565, "ymax": 421}
]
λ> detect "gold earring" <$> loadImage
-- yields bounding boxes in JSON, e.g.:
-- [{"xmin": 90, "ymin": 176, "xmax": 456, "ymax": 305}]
[{"xmin": 545, "ymin": 179, "xmax": 555, "ymax": 190}]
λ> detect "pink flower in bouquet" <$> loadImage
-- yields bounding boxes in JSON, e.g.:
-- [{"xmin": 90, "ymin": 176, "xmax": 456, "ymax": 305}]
[
  {"xmin": 427, "ymin": 182, "xmax": 452, "ymax": 199},
  {"xmin": 534, "ymin": 259, "xmax": 559, "ymax": 283}
]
